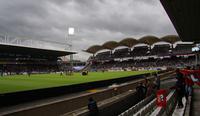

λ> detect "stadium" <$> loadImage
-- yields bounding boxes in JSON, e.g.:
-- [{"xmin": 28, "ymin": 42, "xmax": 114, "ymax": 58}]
[
  {"xmin": 0, "ymin": 35, "xmax": 158, "ymax": 96},
  {"xmin": 0, "ymin": 34, "xmax": 197, "ymax": 116},
  {"xmin": 0, "ymin": 35, "xmax": 195, "ymax": 94},
  {"xmin": 0, "ymin": 0, "xmax": 200, "ymax": 116},
  {"xmin": 85, "ymin": 35, "xmax": 195, "ymax": 71}
]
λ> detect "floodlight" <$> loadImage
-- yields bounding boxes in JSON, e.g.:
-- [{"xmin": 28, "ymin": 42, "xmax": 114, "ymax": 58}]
[{"xmin": 68, "ymin": 27, "xmax": 75, "ymax": 35}]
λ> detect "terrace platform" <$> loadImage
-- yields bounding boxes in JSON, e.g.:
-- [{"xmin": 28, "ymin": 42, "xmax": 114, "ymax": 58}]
[{"xmin": 119, "ymin": 84, "xmax": 200, "ymax": 116}]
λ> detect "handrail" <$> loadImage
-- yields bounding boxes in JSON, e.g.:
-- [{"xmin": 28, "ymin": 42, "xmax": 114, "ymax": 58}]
[
  {"xmin": 133, "ymin": 97, "xmax": 156, "ymax": 116},
  {"xmin": 118, "ymin": 94, "xmax": 155, "ymax": 116},
  {"xmin": 118, "ymin": 90, "xmax": 176, "ymax": 116},
  {"xmin": 150, "ymin": 90, "xmax": 177, "ymax": 116},
  {"xmin": 118, "ymin": 74, "xmax": 175, "ymax": 116}
]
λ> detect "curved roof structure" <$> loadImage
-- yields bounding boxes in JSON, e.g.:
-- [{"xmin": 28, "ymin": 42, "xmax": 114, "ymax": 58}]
[
  {"xmin": 118, "ymin": 38, "xmax": 139, "ymax": 48},
  {"xmin": 161, "ymin": 35, "xmax": 181, "ymax": 44},
  {"xmin": 102, "ymin": 41, "xmax": 119, "ymax": 50},
  {"xmin": 84, "ymin": 45, "xmax": 104, "ymax": 54},
  {"xmin": 139, "ymin": 36, "xmax": 160, "ymax": 45},
  {"xmin": 84, "ymin": 35, "xmax": 182, "ymax": 54}
]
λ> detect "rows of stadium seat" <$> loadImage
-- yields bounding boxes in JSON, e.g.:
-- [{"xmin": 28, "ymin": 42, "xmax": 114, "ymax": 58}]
[
  {"xmin": 94, "ymin": 44, "xmax": 194, "ymax": 60},
  {"xmin": 90, "ymin": 56, "xmax": 195, "ymax": 71},
  {"xmin": 130, "ymin": 46, "xmax": 149, "ymax": 57},
  {"xmin": 113, "ymin": 48, "xmax": 130, "ymax": 58},
  {"xmin": 0, "ymin": 62, "xmax": 60, "ymax": 75},
  {"xmin": 173, "ymin": 44, "xmax": 194, "ymax": 55},
  {"xmin": 150, "ymin": 44, "xmax": 170, "ymax": 56},
  {"xmin": 96, "ymin": 51, "xmax": 111, "ymax": 60}
]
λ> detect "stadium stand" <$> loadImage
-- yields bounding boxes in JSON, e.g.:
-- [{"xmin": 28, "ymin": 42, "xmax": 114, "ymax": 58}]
[
  {"xmin": 131, "ymin": 46, "xmax": 149, "ymax": 57},
  {"xmin": 172, "ymin": 44, "xmax": 194, "ymax": 55},
  {"xmin": 113, "ymin": 48, "xmax": 130, "ymax": 58},
  {"xmin": 89, "ymin": 56, "xmax": 195, "ymax": 71},
  {"xmin": 84, "ymin": 35, "xmax": 195, "ymax": 71},
  {"xmin": 0, "ymin": 43, "xmax": 75, "ymax": 75},
  {"xmin": 95, "ymin": 51, "xmax": 111, "ymax": 60},
  {"xmin": 150, "ymin": 44, "xmax": 170, "ymax": 56}
]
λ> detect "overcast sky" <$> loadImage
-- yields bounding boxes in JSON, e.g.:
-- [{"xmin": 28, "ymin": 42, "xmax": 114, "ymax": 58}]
[{"xmin": 0, "ymin": 0, "xmax": 177, "ymax": 61}]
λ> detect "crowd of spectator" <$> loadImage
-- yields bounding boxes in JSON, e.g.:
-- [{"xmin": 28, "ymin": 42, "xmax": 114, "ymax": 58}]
[
  {"xmin": 93, "ymin": 44, "xmax": 194, "ymax": 60},
  {"xmin": 90, "ymin": 56, "xmax": 195, "ymax": 71},
  {"xmin": 0, "ymin": 62, "xmax": 60, "ymax": 76}
]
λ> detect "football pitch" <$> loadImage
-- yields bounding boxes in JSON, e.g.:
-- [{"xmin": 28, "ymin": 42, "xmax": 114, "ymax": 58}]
[{"xmin": 0, "ymin": 70, "xmax": 156, "ymax": 94}]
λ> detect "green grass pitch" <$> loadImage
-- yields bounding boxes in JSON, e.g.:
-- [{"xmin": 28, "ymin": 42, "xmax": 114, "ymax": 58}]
[{"xmin": 0, "ymin": 70, "xmax": 156, "ymax": 94}]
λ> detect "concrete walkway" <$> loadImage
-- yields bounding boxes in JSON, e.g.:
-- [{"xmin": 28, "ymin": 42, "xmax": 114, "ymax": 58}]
[
  {"xmin": 172, "ymin": 97, "xmax": 186, "ymax": 116},
  {"xmin": 191, "ymin": 87, "xmax": 200, "ymax": 116}
]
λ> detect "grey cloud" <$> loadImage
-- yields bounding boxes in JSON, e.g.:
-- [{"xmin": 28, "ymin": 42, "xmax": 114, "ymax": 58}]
[{"xmin": 0, "ymin": 0, "xmax": 177, "ymax": 61}]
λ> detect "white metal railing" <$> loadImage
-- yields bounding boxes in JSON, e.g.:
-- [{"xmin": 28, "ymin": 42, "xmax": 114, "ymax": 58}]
[
  {"xmin": 0, "ymin": 34, "xmax": 69, "ymax": 51},
  {"xmin": 133, "ymin": 97, "xmax": 157, "ymax": 116},
  {"xmin": 119, "ymin": 90, "xmax": 176, "ymax": 116},
  {"xmin": 150, "ymin": 90, "xmax": 177, "ymax": 116},
  {"xmin": 118, "ymin": 94, "xmax": 155, "ymax": 116}
]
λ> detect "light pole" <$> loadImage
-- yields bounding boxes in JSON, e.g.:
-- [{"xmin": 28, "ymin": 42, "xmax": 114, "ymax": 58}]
[{"xmin": 67, "ymin": 27, "xmax": 74, "ymax": 72}]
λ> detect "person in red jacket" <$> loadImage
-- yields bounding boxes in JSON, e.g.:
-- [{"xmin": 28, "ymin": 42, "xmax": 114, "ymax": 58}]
[
  {"xmin": 192, "ymin": 69, "xmax": 200, "ymax": 86},
  {"xmin": 181, "ymin": 67, "xmax": 194, "ymax": 97},
  {"xmin": 185, "ymin": 74, "xmax": 194, "ymax": 96}
]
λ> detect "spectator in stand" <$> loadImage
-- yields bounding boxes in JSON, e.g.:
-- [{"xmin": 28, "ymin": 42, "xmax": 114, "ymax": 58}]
[
  {"xmin": 146, "ymin": 79, "xmax": 157, "ymax": 97},
  {"xmin": 185, "ymin": 74, "xmax": 194, "ymax": 97},
  {"xmin": 154, "ymin": 73, "xmax": 160, "ymax": 90},
  {"xmin": 88, "ymin": 97, "xmax": 99, "ymax": 116},
  {"xmin": 174, "ymin": 69, "xmax": 186, "ymax": 108},
  {"xmin": 136, "ymin": 82, "xmax": 147, "ymax": 101},
  {"xmin": 144, "ymin": 78, "xmax": 149, "ymax": 90},
  {"xmin": 183, "ymin": 66, "xmax": 194, "ymax": 97}
]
